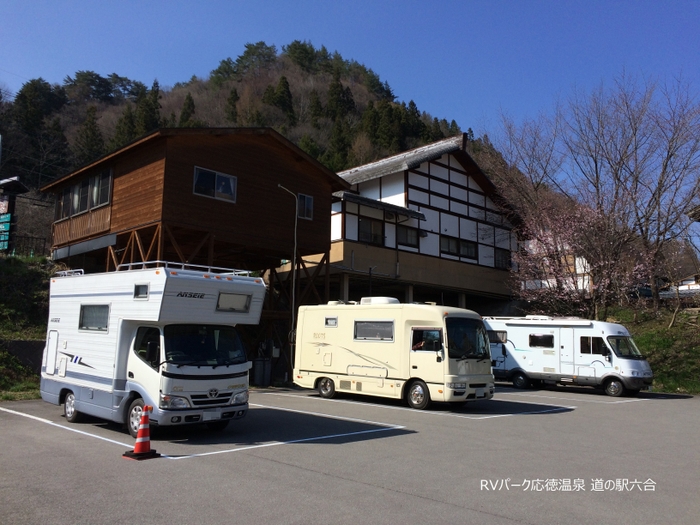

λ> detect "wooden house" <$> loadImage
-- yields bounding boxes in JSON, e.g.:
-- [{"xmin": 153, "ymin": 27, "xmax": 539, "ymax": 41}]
[{"xmin": 40, "ymin": 128, "xmax": 348, "ymax": 275}]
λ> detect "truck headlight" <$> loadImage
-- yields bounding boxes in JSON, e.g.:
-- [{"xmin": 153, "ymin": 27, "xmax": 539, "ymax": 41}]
[
  {"xmin": 447, "ymin": 382, "xmax": 467, "ymax": 389},
  {"xmin": 160, "ymin": 393, "xmax": 191, "ymax": 409},
  {"xmin": 230, "ymin": 390, "xmax": 249, "ymax": 405}
]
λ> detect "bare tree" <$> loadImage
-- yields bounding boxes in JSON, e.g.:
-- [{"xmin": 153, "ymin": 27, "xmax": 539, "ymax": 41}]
[{"xmin": 487, "ymin": 73, "xmax": 700, "ymax": 316}]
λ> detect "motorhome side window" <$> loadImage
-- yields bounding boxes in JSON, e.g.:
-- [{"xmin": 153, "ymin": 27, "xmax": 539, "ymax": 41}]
[
  {"xmin": 354, "ymin": 321, "xmax": 394, "ymax": 341},
  {"xmin": 529, "ymin": 334, "xmax": 554, "ymax": 348},
  {"xmin": 411, "ymin": 329, "xmax": 442, "ymax": 351},
  {"xmin": 134, "ymin": 284, "xmax": 149, "ymax": 299},
  {"xmin": 134, "ymin": 326, "xmax": 161, "ymax": 368},
  {"xmin": 79, "ymin": 305, "xmax": 109, "ymax": 331},
  {"xmin": 216, "ymin": 293, "xmax": 251, "ymax": 312},
  {"xmin": 580, "ymin": 336, "xmax": 606, "ymax": 354}
]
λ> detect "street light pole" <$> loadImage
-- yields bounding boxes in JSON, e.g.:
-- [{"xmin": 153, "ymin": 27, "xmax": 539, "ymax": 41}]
[{"xmin": 278, "ymin": 184, "xmax": 298, "ymax": 368}]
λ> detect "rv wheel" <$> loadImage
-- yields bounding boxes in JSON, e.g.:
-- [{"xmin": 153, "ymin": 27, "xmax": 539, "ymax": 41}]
[
  {"xmin": 604, "ymin": 378, "xmax": 625, "ymax": 397},
  {"xmin": 63, "ymin": 391, "xmax": 83, "ymax": 423},
  {"xmin": 127, "ymin": 398, "xmax": 145, "ymax": 438},
  {"xmin": 511, "ymin": 372, "xmax": 531, "ymax": 389},
  {"xmin": 318, "ymin": 377, "xmax": 336, "ymax": 399},
  {"xmin": 407, "ymin": 380, "xmax": 431, "ymax": 410}
]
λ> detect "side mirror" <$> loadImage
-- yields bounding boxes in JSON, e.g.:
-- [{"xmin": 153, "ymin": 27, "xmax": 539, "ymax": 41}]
[
  {"xmin": 436, "ymin": 346, "xmax": 444, "ymax": 363},
  {"xmin": 146, "ymin": 341, "xmax": 160, "ymax": 364},
  {"xmin": 501, "ymin": 343, "xmax": 507, "ymax": 357}
]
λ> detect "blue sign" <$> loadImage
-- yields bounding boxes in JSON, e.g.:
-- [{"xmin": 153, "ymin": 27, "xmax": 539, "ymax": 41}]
[
  {"xmin": 0, "ymin": 222, "xmax": 10, "ymax": 232},
  {"xmin": 0, "ymin": 213, "xmax": 10, "ymax": 223}
]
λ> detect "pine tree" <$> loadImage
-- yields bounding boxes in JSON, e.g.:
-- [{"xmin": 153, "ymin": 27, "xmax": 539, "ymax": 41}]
[
  {"xmin": 225, "ymin": 88, "xmax": 239, "ymax": 124},
  {"xmin": 179, "ymin": 93, "xmax": 196, "ymax": 127},
  {"xmin": 72, "ymin": 106, "xmax": 105, "ymax": 167},
  {"xmin": 110, "ymin": 103, "xmax": 137, "ymax": 150},
  {"xmin": 309, "ymin": 89, "xmax": 323, "ymax": 128},
  {"xmin": 134, "ymin": 80, "xmax": 162, "ymax": 135},
  {"xmin": 274, "ymin": 76, "xmax": 296, "ymax": 126}
]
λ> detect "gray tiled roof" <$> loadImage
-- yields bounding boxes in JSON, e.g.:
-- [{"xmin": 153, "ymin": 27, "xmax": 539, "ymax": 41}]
[{"xmin": 338, "ymin": 134, "xmax": 465, "ymax": 185}]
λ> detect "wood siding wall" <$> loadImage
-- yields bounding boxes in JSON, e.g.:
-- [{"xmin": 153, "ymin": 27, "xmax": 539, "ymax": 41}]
[
  {"xmin": 161, "ymin": 135, "xmax": 332, "ymax": 258},
  {"xmin": 109, "ymin": 143, "xmax": 166, "ymax": 232}
]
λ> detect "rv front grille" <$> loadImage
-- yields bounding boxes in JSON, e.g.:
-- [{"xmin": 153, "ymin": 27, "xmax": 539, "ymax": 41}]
[
  {"xmin": 190, "ymin": 392, "xmax": 233, "ymax": 407},
  {"xmin": 470, "ymin": 383, "xmax": 487, "ymax": 388}
]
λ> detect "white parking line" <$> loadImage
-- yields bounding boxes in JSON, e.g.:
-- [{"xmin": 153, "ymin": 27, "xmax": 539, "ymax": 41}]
[
  {"xmin": 261, "ymin": 391, "xmax": 576, "ymax": 419},
  {"xmin": 495, "ymin": 391, "xmax": 647, "ymax": 404},
  {"xmin": 0, "ymin": 406, "xmax": 133, "ymax": 447},
  {"xmin": 0, "ymin": 403, "xmax": 404, "ymax": 461}
]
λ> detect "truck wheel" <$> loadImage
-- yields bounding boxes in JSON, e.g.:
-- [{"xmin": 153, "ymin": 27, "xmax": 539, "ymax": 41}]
[
  {"xmin": 604, "ymin": 378, "xmax": 625, "ymax": 397},
  {"xmin": 511, "ymin": 372, "xmax": 530, "ymax": 389},
  {"xmin": 206, "ymin": 420, "xmax": 230, "ymax": 432},
  {"xmin": 318, "ymin": 377, "xmax": 336, "ymax": 399},
  {"xmin": 406, "ymin": 380, "xmax": 431, "ymax": 410},
  {"xmin": 63, "ymin": 391, "xmax": 83, "ymax": 423},
  {"xmin": 127, "ymin": 398, "xmax": 145, "ymax": 438}
]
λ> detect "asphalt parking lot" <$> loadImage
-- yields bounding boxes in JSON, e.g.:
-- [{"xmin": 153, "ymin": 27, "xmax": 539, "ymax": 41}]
[{"xmin": 1, "ymin": 385, "xmax": 698, "ymax": 525}]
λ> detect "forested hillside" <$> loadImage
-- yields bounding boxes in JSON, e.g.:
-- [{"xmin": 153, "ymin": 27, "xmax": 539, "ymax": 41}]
[{"xmin": 0, "ymin": 40, "xmax": 464, "ymax": 190}]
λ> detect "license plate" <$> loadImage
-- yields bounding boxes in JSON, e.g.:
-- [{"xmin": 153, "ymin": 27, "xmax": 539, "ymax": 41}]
[
  {"xmin": 476, "ymin": 388, "xmax": 485, "ymax": 398},
  {"xmin": 203, "ymin": 410, "xmax": 221, "ymax": 421}
]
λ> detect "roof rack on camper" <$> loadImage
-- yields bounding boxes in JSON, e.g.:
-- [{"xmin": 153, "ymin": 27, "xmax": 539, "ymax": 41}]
[{"xmin": 115, "ymin": 260, "xmax": 254, "ymax": 276}]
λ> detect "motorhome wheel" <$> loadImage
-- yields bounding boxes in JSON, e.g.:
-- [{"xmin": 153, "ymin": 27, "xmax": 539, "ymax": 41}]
[
  {"xmin": 318, "ymin": 377, "xmax": 336, "ymax": 399},
  {"xmin": 407, "ymin": 380, "xmax": 431, "ymax": 410},
  {"xmin": 604, "ymin": 378, "xmax": 625, "ymax": 397},
  {"xmin": 127, "ymin": 398, "xmax": 145, "ymax": 438},
  {"xmin": 511, "ymin": 372, "xmax": 530, "ymax": 389},
  {"xmin": 63, "ymin": 392, "xmax": 83, "ymax": 423}
]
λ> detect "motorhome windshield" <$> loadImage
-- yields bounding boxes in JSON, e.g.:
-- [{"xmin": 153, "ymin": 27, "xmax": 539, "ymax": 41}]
[
  {"xmin": 606, "ymin": 336, "xmax": 644, "ymax": 359},
  {"xmin": 446, "ymin": 317, "xmax": 490, "ymax": 360},
  {"xmin": 164, "ymin": 324, "xmax": 247, "ymax": 367}
]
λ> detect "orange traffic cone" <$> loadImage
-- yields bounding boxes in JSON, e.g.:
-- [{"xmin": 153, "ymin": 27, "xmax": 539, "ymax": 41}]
[{"xmin": 123, "ymin": 405, "xmax": 160, "ymax": 460}]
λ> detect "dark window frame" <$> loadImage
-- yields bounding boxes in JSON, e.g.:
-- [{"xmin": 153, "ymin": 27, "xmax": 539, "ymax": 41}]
[
  {"xmin": 358, "ymin": 216, "xmax": 384, "ymax": 246},
  {"xmin": 193, "ymin": 166, "xmax": 237, "ymax": 203},
  {"xmin": 397, "ymin": 224, "xmax": 419, "ymax": 248}
]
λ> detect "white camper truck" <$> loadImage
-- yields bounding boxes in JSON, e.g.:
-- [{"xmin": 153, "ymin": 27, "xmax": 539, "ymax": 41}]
[
  {"xmin": 483, "ymin": 316, "xmax": 653, "ymax": 397},
  {"xmin": 40, "ymin": 262, "xmax": 266, "ymax": 436},
  {"xmin": 294, "ymin": 297, "xmax": 495, "ymax": 409}
]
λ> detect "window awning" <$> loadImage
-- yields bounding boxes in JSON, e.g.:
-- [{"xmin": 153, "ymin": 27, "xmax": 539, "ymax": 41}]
[{"xmin": 336, "ymin": 192, "xmax": 425, "ymax": 221}]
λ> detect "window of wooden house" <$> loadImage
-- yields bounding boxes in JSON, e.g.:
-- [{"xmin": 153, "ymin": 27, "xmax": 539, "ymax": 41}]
[
  {"xmin": 193, "ymin": 166, "xmax": 237, "ymax": 203},
  {"xmin": 90, "ymin": 169, "xmax": 111, "ymax": 208},
  {"xmin": 358, "ymin": 216, "xmax": 384, "ymax": 245},
  {"xmin": 55, "ymin": 170, "xmax": 112, "ymax": 220},
  {"xmin": 298, "ymin": 193, "xmax": 313, "ymax": 220},
  {"xmin": 397, "ymin": 225, "xmax": 419, "ymax": 248},
  {"xmin": 72, "ymin": 179, "xmax": 90, "ymax": 215}
]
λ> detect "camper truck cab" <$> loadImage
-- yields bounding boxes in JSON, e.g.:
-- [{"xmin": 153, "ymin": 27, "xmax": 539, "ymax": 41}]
[
  {"xmin": 294, "ymin": 298, "xmax": 495, "ymax": 409},
  {"xmin": 41, "ymin": 262, "xmax": 266, "ymax": 436},
  {"xmin": 483, "ymin": 316, "xmax": 653, "ymax": 397}
]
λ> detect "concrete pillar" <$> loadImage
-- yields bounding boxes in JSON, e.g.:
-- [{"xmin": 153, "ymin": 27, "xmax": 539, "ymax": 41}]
[
  {"xmin": 406, "ymin": 283, "xmax": 414, "ymax": 303},
  {"xmin": 341, "ymin": 273, "xmax": 350, "ymax": 302}
]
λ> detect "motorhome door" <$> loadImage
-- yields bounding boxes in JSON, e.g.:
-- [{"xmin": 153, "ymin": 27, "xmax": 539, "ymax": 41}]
[{"xmin": 409, "ymin": 328, "xmax": 444, "ymax": 385}]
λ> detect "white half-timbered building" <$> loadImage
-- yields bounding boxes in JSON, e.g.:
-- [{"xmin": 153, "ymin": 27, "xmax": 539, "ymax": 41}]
[{"xmin": 322, "ymin": 133, "xmax": 519, "ymax": 313}]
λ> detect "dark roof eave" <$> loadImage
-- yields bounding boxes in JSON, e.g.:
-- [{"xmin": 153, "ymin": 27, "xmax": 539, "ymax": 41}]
[{"xmin": 336, "ymin": 192, "xmax": 425, "ymax": 221}]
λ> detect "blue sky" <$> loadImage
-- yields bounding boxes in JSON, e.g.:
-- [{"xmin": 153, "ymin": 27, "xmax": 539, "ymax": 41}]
[{"xmin": 1, "ymin": 0, "xmax": 699, "ymax": 136}]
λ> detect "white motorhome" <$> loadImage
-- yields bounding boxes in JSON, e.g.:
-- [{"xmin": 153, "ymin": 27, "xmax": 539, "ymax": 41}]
[
  {"xmin": 294, "ymin": 297, "xmax": 495, "ymax": 409},
  {"xmin": 483, "ymin": 316, "xmax": 653, "ymax": 397},
  {"xmin": 40, "ymin": 262, "xmax": 266, "ymax": 436}
]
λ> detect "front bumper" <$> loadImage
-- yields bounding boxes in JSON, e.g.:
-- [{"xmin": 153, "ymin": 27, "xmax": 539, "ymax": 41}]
[{"xmin": 149, "ymin": 403, "xmax": 248, "ymax": 427}]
